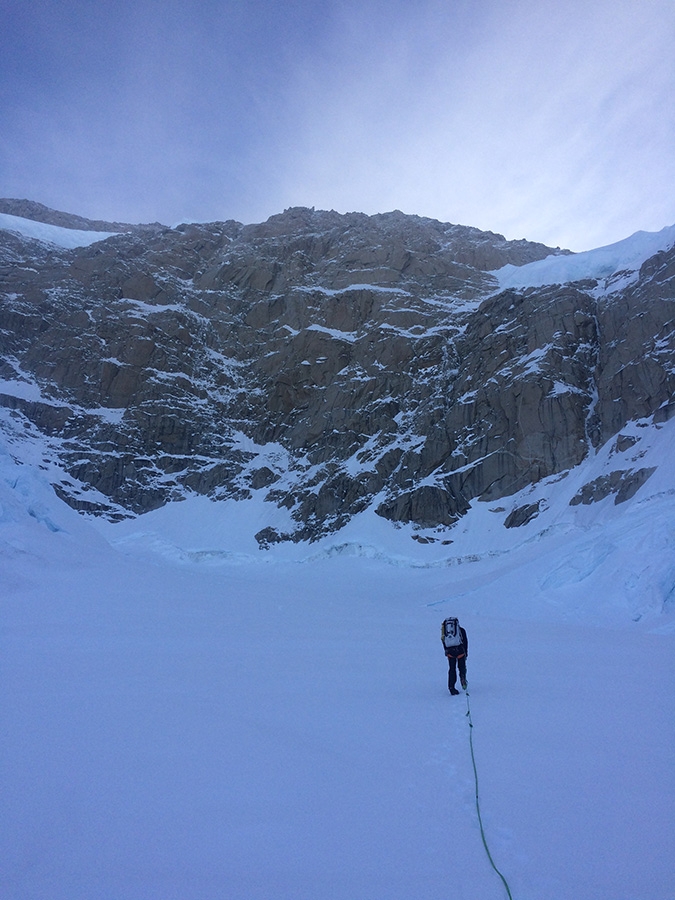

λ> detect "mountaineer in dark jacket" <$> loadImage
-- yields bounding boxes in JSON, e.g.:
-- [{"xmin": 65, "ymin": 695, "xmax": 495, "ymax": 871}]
[{"xmin": 441, "ymin": 617, "xmax": 468, "ymax": 695}]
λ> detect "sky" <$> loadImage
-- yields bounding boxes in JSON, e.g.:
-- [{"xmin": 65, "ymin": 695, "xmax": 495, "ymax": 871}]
[{"xmin": 1, "ymin": 0, "xmax": 674, "ymax": 251}]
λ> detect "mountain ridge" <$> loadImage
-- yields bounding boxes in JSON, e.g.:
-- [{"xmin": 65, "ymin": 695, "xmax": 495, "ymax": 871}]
[
  {"xmin": 0, "ymin": 200, "xmax": 673, "ymax": 545},
  {"xmin": 0, "ymin": 197, "xmax": 163, "ymax": 233}
]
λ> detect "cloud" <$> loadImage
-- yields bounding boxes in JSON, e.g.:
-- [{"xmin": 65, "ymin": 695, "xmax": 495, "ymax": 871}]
[
  {"xmin": 0, "ymin": 0, "xmax": 673, "ymax": 249},
  {"xmin": 271, "ymin": 0, "xmax": 675, "ymax": 249}
]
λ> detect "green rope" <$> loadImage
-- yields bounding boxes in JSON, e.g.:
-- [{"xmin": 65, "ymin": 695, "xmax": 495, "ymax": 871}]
[{"xmin": 464, "ymin": 688, "xmax": 514, "ymax": 900}]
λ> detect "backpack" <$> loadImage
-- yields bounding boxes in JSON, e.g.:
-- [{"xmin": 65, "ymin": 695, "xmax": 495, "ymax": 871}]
[{"xmin": 442, "ymin": 617, "xmax": 463, "ymax": 649}]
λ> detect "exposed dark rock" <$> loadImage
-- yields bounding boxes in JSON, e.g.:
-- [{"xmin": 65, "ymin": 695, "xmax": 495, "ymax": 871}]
[
  {"xmin": 613, "ymin": 434, "xmax": 639, "ymax": 454},
  {"xmin": 569, "ymin": 468, "xmax": 657, "ymax": 506},
  {"xmin": 255, "ymin": 526, "xmax": 289, "ymax": 549},
  {"xmin": 615, "ymin": 468, "xmax": 657, "ymax": 503},
  {"xmin": 504, "ymin": 502, "xmax": 542, "ymax": 528},
  {"xmin": 0, "ymin": 201, "xmax": 673, "ymax": 539},
  {"xmin": 376, "ymin": 485, "xmax": 471, "ymax": 528},
  {"xmin": 0, "ymin": 197, "xmax": 160, "ymax": 233},
  {"xmin": 654, "ymin": 400, "xmax": 675, "ymax": 423},
  {"xmin": 249, "ymin": 467, "xmax": 279, "ymax": 489}
]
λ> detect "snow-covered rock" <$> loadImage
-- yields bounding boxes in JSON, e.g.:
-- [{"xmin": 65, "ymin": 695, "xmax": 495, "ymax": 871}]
[
  {"xmin": 0, "ymin": 212, "xmax": 119, "ymax": 248},
  {"xmin": 492, "ymin": 223, "xmax": 675, "ymax": 291},
  {"xmin": 0, "ymin": 201, "xmax": 674, "ymax": 546}
]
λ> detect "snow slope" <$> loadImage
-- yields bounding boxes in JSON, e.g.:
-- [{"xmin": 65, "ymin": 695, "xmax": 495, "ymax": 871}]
[
  {"xmin": 0, "ymin": 212, "xmax": 119, "ymax": 248},
  {"xmin": 492, "ymin": 224, "xmax": 675, "ymax": 291},
  {"xmin": 1, "ymin": 420, "xmax": 674, "ymax": 900}
]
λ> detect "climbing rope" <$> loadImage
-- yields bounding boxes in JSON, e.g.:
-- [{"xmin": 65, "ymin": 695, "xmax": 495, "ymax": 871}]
[{"xmin": 464, "ymin": 687, "xmax": 515, "ymax": 900}]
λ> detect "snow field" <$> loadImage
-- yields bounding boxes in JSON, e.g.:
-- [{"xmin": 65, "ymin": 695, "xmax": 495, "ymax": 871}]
[
  {"xmin": 1, "ymin": 421, "xmax": 674, "ymax": 899},
  {"xmin": 2, "ymin": 529, "xmax": 674, "ymax": 899},
  {"xmin": 0, "ymin": 213, "xmax": 119, "ymax": 248}
]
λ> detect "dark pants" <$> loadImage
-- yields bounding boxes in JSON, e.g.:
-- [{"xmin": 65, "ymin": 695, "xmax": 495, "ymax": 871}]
[{"xmin": 447, "ymin": 653, "xmax": 467, "ymax": 690}]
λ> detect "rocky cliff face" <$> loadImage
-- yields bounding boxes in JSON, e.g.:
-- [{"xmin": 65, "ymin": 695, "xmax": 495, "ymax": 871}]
[{"xmin": 0, "ymin": 202, "xmax": 673, "ymax": 543}]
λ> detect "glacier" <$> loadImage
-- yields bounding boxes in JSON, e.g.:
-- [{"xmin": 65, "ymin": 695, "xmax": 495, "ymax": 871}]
[
  {"xmin": 1, "ymin": 414, "xmax": 673, "ymax": 900},
  {"xmin": 492, "ymin": 223, "xmax": 675, "ymax": 290}
]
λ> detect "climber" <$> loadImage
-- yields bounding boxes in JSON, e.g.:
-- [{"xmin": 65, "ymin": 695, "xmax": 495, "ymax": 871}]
[{"xmin": 441, "ymin": 617, "xmax": 468, "ymax": 695}]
